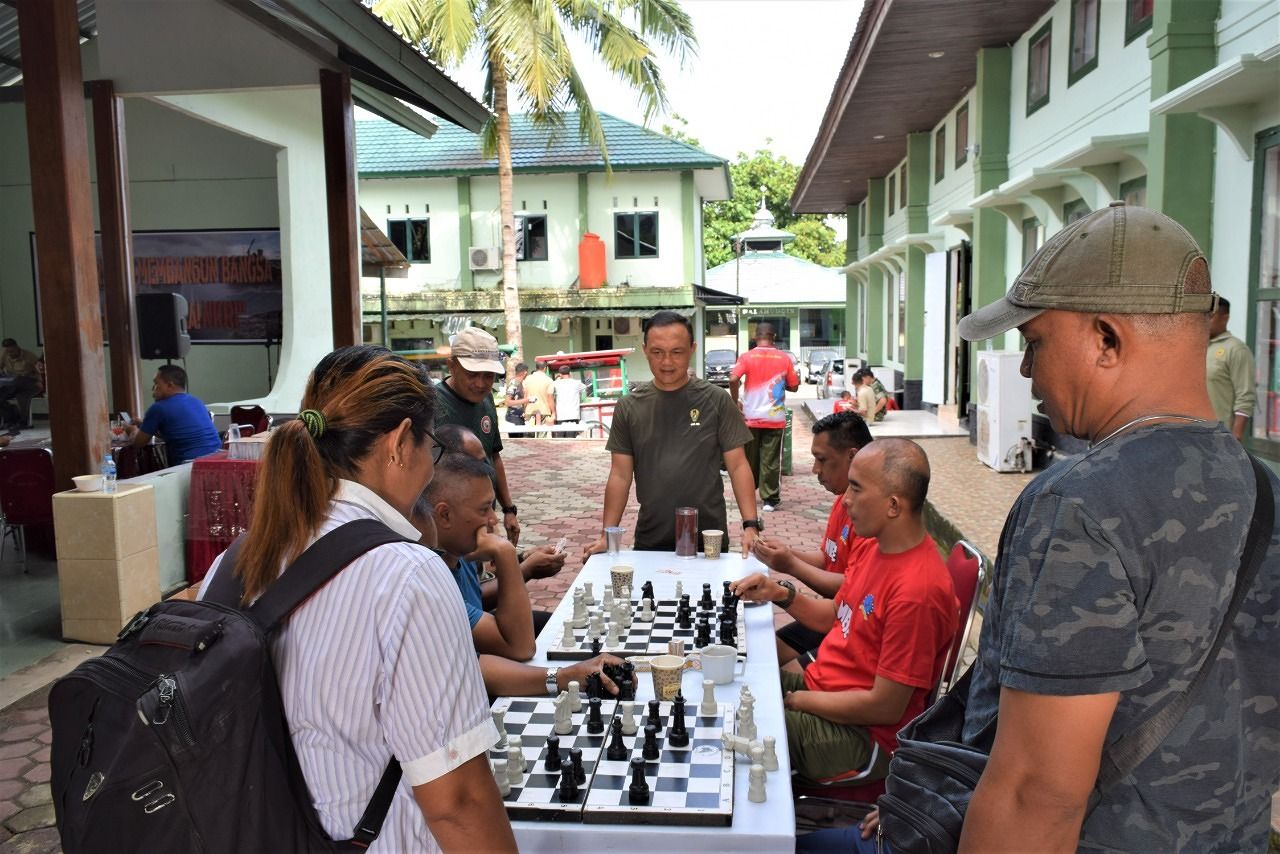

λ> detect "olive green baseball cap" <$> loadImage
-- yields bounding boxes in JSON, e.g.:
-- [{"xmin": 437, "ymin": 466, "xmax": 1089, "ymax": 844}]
[{"xmin": 958, "ymin": 202, "xmax": 1215, "ymax": 341}]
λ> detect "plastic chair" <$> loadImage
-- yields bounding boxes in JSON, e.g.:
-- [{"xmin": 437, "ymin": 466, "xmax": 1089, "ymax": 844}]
[
  {"xmin": 229, "ymin": 405, "xmax": 271, "ymax": 436},
  {"xmin": 0, "ymin": 447, "xmax": 56, "ymax": 567}
]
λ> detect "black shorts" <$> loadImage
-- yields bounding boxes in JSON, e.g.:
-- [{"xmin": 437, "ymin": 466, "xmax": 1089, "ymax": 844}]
[{"xmin": 777, "ymin": 621, "xmax": 826, "ymax": 668}]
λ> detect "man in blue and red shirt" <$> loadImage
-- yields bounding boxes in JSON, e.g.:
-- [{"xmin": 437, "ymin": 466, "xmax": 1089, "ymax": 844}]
[
  {"xmin": 733, "ymin": 438, "xmax": 958, "ymax": 785},
  {"xmin": 729, "ymin": 323, "xmax": 799, "ymax": 511}
]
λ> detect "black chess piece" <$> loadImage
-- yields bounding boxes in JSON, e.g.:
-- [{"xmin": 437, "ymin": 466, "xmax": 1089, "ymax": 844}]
[
  {"xmin": 545, "ymin": 736, "xmax": 561, "ymax": 771},
  {"xmin": 642, "ymin": 581, "xmax": 655, "ymax": 603},
  {"xmin": 696, "ymin": 618, "xmax": 712, "ymax": 648},
  {"xmin": 700, "ymin": 583, "xmax": 714, "ymax": 610},
  {"xmin": 590, "ymin": 636, "xmax": 602, "ymax": 656},
  {"xmin": 680, "ymin": 593, "xmax": 691, "ymax": 610},
  {"xmin": 559, "ymin": 764, "xmax": 578, "ymax": 800},
  {"xmin": 606, "ymin": 718, "xmax": 628, "ymax": 761},
  {"xmin": 623, "ymin": 660, "xmax": 635, "ymax": 679},
  {"xmin": 586, "ymin": 672, "xmax": 603, "ymax": 700},
  {"xmin": 667, "ymin": 695, "xmax": 690, "ymax": 748},
  {"xmin": 677, "ymin": 604, "xmax": 692, "ymax": 630},
  {"xmin": 571, "ymin": 747, "xmax": 586, "ymax": 785},
  {"xmin": 642, "ymin": 724, "xmax": 660, "ymax": 761},
  {"xmin": 619, "ymin": 678, "xmax": 635, "ymax": 702},
  {"xmin": 627, "ymin": 757, "xmax": 651, "ymax": 805},
  {"xmin": 646, "ymin": 699, "xmax": 663, "ymax": 733},
  {"xmin": 587, "ymin": 697, "xmax": 604, "ymax": 734},
  {"xmin": 719, "ymin": 618, "xmax": 735, "ymax": 646}
]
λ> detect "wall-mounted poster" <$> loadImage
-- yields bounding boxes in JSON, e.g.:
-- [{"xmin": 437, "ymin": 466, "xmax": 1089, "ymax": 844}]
[{"xmin": 31, "ymin": 228, "xmax": 283, "ymax": 345}]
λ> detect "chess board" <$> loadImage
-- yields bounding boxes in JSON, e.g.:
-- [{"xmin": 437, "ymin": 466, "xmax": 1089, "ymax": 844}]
[
  {"xmin": 583, "ymin": 700, "xmax": 736, "ymax": 827},
  {"xmin": 489, "ymin": 697, "xmax": 736, "ymax": 826},
  {"xmin": 547, "ymin": 598, "xmax": 748, "ymax": 662},
  {"xmin": 488, "ymin": 697, "xmax": 617, "ymax": 821}
]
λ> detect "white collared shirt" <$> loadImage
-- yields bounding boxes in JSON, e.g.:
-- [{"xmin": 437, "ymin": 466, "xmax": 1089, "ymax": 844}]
[{"xmin": 200, "ymin": 479, "xmax": 495, "ymax": 851}]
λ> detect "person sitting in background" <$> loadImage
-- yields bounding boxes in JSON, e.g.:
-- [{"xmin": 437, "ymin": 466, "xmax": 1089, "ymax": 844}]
[
  {"xmin": 0, "ymin": 338, "xmax": 41, "ymax": 434},
  {"xmin": 732, "ymin": 438, "xmax": 957, "ymax": 786},
  {"xmin": 434, "ymin": 423, "xmax": 565, "ymax": 633},
  {"xmin": 125, "ymin": 365, "xmax": 222, "ymax": 465},
  {"xmin": 833, "ymin": 389, "xmax": 858, "ymax": 413},
  {"xmin": 753, "ymin": 411, "xmax": 875, "ymax": 667},
  {"xmin": 852, "ymin": 370, "xmax": 888, "ymax": 423},
  {"xmin": 416, "ymin": 453, "xmax": 536, "ymax": 661}
]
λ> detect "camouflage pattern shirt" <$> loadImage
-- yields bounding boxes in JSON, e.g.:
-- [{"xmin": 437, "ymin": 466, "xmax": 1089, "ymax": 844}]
[{"xmin": 962, "ymin": 422, "xmax": 1280, "ymax": 852}]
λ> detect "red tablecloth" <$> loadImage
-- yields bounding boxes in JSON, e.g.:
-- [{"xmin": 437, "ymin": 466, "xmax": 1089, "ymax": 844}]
[{"xmin": 185, "ymin": 451, "xmax": 260, "ymax": 584}]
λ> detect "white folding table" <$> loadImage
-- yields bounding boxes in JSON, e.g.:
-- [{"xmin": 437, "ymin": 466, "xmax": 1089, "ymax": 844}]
[{"xmin": 511, "ymin": 550, "xmax": 796, "ymax": 853}]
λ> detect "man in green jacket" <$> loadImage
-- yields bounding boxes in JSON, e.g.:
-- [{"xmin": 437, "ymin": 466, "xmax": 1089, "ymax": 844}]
[{"xmin": 1206, "ymin": 296, "xmax": 1255, "ymax": 441}]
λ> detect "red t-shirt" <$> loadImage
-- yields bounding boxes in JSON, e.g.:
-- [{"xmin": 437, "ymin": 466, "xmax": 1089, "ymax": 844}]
[
  {"xmin": 833, "ymin": 398, "xmax": 858, "ymax": 413},
  {"xmin": 730, "ymin": 345, "xmax": 799, "ymax": 429},
  {"xmin": 804, "ymin": 534, "xmax": 959, "ymax": 755},
  {"xmin": 821, "ymin": 496, "xmax": 876, "ymax": 575}
]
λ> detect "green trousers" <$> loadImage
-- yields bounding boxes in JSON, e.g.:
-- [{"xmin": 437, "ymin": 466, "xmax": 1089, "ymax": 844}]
[
  {"xmin": 780, "ymin": 670, "xmax": 889, "ymax": 785},
  {"xmin": 744, "ymin": 426, "xmax": 783, "ymax": 504}
]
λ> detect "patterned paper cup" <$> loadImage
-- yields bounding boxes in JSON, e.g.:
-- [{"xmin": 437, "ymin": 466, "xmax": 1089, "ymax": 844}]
[
  {"xmin": 649, "ymin": 654, "xmax": 686, "ymax": 701},
  {"xmin": 610, "ymin": 565, "xmax": 634, "ymax": 598},
  {"xmin": 702, "ymin": 529, "xmax": 724, "ymax": 559}
]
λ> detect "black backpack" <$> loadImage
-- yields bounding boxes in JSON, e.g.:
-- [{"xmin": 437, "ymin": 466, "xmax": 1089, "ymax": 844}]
[{"xmin": 49, "ymin": 519, "xmax": 409, "ymax": 853}]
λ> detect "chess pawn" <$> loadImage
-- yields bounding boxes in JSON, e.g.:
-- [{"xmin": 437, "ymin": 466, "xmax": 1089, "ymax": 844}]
[
  {"xmin": 620, "ymin": 701, "xmax": 637, "ymax": 736},
  {"xmin": 639, "ymin": 597, "xmax": 655, "ymax": 622},
  {"xmin": 492, "ymin": 708, "xmax": 508, "ymax": 749},
  {"xmin": 675, "ymin": 580, "xmax": 683, "ymax": 599},
  {"xmin": 506, "ymin": 747, "xmax": 524, "ymax": 784},
  {"xmin": 492, "ymin": 758, "xmax": 511, "ymax": 796},
  {"xmin": 605, "ymin": 621, "xmax": 620, "ymax": 646},
  {"xmin": 561, "ymin": 621, "xmax": 575, "ymax": 647},
  {"xmin": 700, "ymin": 679, "xmax": 717, "ymax": 716},
  {"xmin": 567, "ymin": 680, "xmax": 583, "ymax": 713},
  {"xmin": 748, "ymin": 764, "xmax": 767, "ymax": 803},
  {"xmin": 750, "ymin": 745, "xmax": 765, "ymax": 772},
  {"xmin": 762, "ymin": 736, "xmax": 779, "ymax": 772},
  {"xmin": 509, "ymin": 735, "xmax": 526, "ymax": 773}
]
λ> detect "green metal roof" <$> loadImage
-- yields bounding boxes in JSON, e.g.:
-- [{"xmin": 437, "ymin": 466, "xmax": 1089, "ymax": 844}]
[{"xmin": 356, "ymin": 112, "xmax": 727, "ymax": 177}]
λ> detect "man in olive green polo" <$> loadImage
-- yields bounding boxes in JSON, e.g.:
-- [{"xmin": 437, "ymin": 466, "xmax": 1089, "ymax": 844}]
[{"xmin": 1206, "ymin": 296, "xmax": 1255, "ymax": 441}]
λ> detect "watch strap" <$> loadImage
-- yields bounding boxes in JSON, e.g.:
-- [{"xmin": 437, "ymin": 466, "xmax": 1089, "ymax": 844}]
[
  {"xmin": 777, "ymin": 580, "xmax": 797, "ymax": 608},
  {"xmin": 503, "ymin": 504, "xmax": 518, "ymax": 515}
]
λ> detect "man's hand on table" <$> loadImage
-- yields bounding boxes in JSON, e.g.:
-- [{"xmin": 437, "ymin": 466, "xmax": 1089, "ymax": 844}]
[
  {"xmin": 582, "ymin": 535, "xmax": 607, "ymax": 561},
  {"xmin": 740, "ymin": 525, "xmax": 759, "ymax": 557},
  {"xmin": 729, "ymin": 572, "xmax": 785, "ymax": 605},
  {"xmin": 559, "ymin": 654, "xmax": 625, "ymax": 695},
  {"xmin": 751, "ymin": 535, "xmax": 790, "ymax": 569},
  {"xmin": 520, "ymin": 544, "xmax": 566, "ymax": 580}
]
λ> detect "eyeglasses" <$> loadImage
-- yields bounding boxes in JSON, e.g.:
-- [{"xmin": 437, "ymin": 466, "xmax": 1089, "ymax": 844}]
[{"xmin": 426, "ymin": 430, "xmax": 446, "ymax": 464}]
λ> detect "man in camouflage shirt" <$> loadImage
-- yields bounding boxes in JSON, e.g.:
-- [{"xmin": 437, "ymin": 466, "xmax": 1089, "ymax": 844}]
[{"xmin": 943, "ymin": 204, "xmax": 1278, "ymax": 852}]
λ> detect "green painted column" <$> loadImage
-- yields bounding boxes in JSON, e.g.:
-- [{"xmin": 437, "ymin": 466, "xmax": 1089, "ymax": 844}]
[
  {"xmin": 457, "ymin": 177, "xmax": 474, "ymax": 291},
  {"xmin": 681, "ymin": 170, "xmax": 697, "ymax": 284},
  {"xmin": 903, "ymin": 133, "xmax": 932, "ymax": 386},
  {"xmin": 904, "ymin": 247, "xmax": 926, "ymax": 381},
  {"xmin": 845, "ymin": 203, "xmax": 860, "ymax": 354},
  {"xmin": 969, "ymin": 46, "xmax": 1012, "ymax": 393},
  {"xmin": 864, "ymin": 179, "xmax": 887, "ymax": 363},
  {"xmin": 1147, "ymin": 0, "xmax": 1218, "ymax": 255}
]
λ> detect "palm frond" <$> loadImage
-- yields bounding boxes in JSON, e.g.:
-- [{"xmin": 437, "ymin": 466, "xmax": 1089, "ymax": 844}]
[
  {"xmin": 616, "ymin": 0, "xmax": 697, "ymax": 66},
  {"xmin": 564, "ymin": 65, "xmax": 610, "ymax": 170},
  {"xmin": 489, "ymin": 0, "xmax": 573, "ymax": 112},
  {"xmin": 372, "ymin": 0, "xmax": 481, "ymax": 66}
]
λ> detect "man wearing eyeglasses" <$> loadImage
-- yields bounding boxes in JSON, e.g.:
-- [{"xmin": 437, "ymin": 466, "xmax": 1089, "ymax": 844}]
[{"xmin": 435, "ymin": 328, "xmax": 521, "ymax": 545}]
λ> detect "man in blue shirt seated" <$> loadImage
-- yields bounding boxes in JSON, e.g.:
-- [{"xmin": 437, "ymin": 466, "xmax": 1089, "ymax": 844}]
[{"xmin": 125, "ymin": 365, "xmax": 222, "ymax": 465}]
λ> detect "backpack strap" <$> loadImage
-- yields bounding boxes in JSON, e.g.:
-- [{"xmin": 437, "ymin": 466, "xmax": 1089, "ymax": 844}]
[
  {"xmin": 1096, "ymin": 454, "xmax": 1274, "ymax": 791},
  {"xmin": 201, "ymin": 534, "xmax": 250, "ymax": 607}
]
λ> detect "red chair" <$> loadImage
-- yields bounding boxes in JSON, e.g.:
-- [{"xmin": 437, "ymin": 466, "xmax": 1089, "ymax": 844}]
[
  {"xmin": 0, "ymin": 447, "xmax": 56, "ymax": 568},
  {"xmin": 793, "ymin": 541, "xmax": 991, "ymax": 814},
  {"xmin": 229, "ymin": 405, "xmax": 271, "ymax": 436}
]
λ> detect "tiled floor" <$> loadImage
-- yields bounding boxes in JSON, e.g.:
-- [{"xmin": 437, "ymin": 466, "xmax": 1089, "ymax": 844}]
[{"xmin": 0, "ymin": 554, "xmax": 63, "ymax": 683}]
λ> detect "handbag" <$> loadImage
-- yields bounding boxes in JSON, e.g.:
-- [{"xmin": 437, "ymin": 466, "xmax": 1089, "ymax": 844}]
[{"xmin": 878, "ymin": 456, "xmax": 1274, "ymax": 854}]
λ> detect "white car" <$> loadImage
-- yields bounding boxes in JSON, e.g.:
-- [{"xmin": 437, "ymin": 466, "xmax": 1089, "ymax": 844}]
[{"xmin": 817, "ymin": 360, "xmax": 846, "ymax": 399}]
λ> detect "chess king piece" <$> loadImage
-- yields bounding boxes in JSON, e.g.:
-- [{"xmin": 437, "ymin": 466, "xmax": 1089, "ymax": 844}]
[
  {"xmin": 627, "ymin": 757, "xmax": 651, "ymax": 805},
  {"xmin": 748, "ymin": 764, "xmax": 767, "ymax": 803},
  {"xmin": 667, "ymin": 693, "xmax": 690, "ymax": 748}
]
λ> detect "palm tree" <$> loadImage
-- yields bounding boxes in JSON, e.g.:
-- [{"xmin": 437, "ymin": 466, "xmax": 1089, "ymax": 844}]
[{"xmin": 373, "ymin": 0, "xmax": 697, "ymax": 363}]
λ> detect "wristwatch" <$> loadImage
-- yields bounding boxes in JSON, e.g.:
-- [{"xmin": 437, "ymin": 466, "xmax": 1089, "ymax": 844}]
[
  {"xmin": 503, "ymin": 505, "xmax": 518, "ymax": 515},
  {"xmin": 776, "ymin": 579, "xmax": 798, "ymax": 608},
  {"xmin": 545, "ymin": 667, "xmax": 560, "ymax": 696},
  {"xmin": 741, "ymin": 519, "xmax": 763, "ymax": 532}
]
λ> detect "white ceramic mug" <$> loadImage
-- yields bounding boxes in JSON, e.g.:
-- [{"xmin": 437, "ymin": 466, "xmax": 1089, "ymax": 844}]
[{"xmin": 699, "ymin": 644, "xmax": 743, "ymax": 685}]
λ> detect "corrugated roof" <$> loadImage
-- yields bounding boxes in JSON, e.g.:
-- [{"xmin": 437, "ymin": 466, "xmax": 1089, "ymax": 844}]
[
  {"xmin": 357, "ymin": 112, "xmax": 727, "ymax": 176},
  {"xmin": 0, "ymin": 0, "xmax": 97, "ymax": 87}
]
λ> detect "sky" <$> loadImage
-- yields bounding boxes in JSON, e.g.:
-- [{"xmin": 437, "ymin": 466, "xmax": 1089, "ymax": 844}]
[{"xmin": 445, "ymin": 0, "xmax": 866, "ymax": 166}]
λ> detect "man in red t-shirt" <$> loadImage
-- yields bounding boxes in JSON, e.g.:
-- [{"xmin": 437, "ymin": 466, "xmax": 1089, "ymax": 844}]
[
  {"xmin": 732, "ymin": 438, "xmax": 958, "ymax": 785},
  {"xmin": 833, "ymin": 390, "xmax": 858, "ymax": 413},
  {"xmin": 752, "ymin": 411, "xmax": 875, "ymax": 666},
  {"xmin": 729, "ymin": 323, "xmax": 799, "ymax": 511}
]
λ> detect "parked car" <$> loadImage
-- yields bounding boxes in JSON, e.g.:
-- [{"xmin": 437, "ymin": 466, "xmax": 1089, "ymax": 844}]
[
  {"xmin": 705, "ymin": 348, "xmax": 737, "ymax": 387},
  {"xmin": 817, "ymin": 359, "xmax": 846, "ymax": 399},
  {"xmin": 805, "ymin": 349, "xmax": 841, "ymax": 383}
]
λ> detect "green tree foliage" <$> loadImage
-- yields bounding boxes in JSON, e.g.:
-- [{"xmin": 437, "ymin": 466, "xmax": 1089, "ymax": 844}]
[{"xmin": 701, "ymin": 146, "xmax": 845, "ymax": 268}]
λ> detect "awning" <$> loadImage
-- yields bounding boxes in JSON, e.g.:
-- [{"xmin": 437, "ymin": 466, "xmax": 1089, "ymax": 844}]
[
  {"xmin": 694, "ymin": 284, "xmax": 748, "ymax": 306},
  {"xmin": 1150, "ymin": 46, "xmax": 1280, "ymax": 161},
  {"xmin": 360, "ymin": 208, "xmax": 410, "ymax": 277},
  {"xmin": 367, "ymin": 307, "xmax": 696, "ymax": 329}
]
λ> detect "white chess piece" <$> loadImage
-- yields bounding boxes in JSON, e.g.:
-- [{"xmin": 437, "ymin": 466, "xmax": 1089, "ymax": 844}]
[
  {"xmin": 619, "ymin": 598, "xmax": 633, "ymax": 628},
  {"xmin": 620, "ymin": 701, "xmax": 637, "ymax": 736},
  {"xmin": 554, "ymin": 691, "xmax": 574, "ymax": 735},
  {"xmin": 572, "ymin": 591, "xmax": 588, "ymax": 628},
  {"xmin": 509, "ymin": 735, "xmax": 526, "ymax": 773},
  {"xmin": 748, "ymin": 764, "xmax": 767, "ymax": 803},
  {"xmin": 721, "ymin": 733, "xmax": 753, "ymax": 757},
  {"xmin": 606, "ymin": 622, "xmax": 620, "ymax": 646},
  {"xmin": 639, "ymin": 597, "xmax": 655, "ymax": 622},
  {"xmin": 603, "ymin": 587, "xmax": 614, "ymax": 609},
  {"xmin": 583, "ymin": 581, "xmax": 596, "ymax": 606},
  {"xmin": 675, "ymin": 581, "xmax": 684, "ymax": 599},
  {"xmin": 567, "ymin": 680, "xmax": 583, "ymax": 713},
  {"xmin": 762, "ymin": 736, "xmax": 779, "ymax": 772},
  {"xmin": 750, "ymin": 745, "xmax": 765, "ymax": 772},
  {"xmin": 492, "ymin": 708, "xmax": 508, "ymax": 749},
  {"xmin": 561, "ymin": 621, "xmax": 575, "ymax": 647},
  {"xmin": 700, "ymin": 679, "xmax": 717, "ymax": 716},
  {"xmin": 738, "ymin": 701, "xmax": 757, "ymax": 741},
  {"xmin": 493, "ymin": 758, "xmax": 511, "ymax": 796},
  {"xmin": 506, "ymin": 747, "xmax": 524, "ymax": 784}
]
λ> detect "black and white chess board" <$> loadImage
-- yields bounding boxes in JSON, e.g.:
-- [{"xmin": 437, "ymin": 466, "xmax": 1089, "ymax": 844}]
[
  {"xmin": 488, "ymin": 696, "xmax": 736, "ymax": 826},
  {"xmin": 547, "ymin": 598, "xmax": 748, "ymax": 662},
  {"xmin": 583, "ymin": 700, "xmax": 736, "ymax": 826}
]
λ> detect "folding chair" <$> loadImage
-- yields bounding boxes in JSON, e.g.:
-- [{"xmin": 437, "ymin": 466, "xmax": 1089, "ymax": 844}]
[
  {"xmin": 0, "ymin": 447, "xmax": 56, "ymax": 568},
  {"xmin": 229, "ymin": 405, "xmax": 271, "ymax": 436}
]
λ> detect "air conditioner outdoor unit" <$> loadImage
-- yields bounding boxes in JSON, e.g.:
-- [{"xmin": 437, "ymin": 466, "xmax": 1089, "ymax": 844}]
[
  {"xmin": 975, "ymin": 350, "xmax": 1033, "ymax": 472},
  {"xmin": 469, "ymin": 247, "xmax": 501, "ymax": 270}
]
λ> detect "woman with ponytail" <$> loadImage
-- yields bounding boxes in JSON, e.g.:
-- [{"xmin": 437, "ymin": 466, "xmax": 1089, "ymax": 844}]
[{"xmin": 199, "ymin": 346, "xmax": 515, "ymax": 852}]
